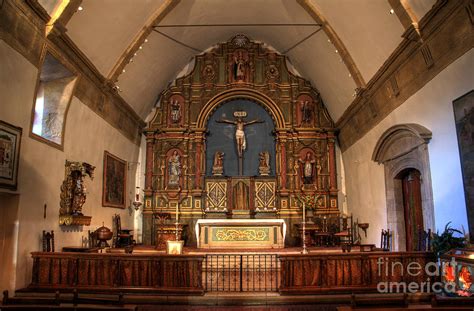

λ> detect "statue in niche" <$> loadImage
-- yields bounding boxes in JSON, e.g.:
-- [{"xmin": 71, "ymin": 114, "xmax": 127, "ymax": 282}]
[
  {"xmin": 258, "ymin": 151, "xmax": 270, "ymax": 176},
  {"xmin": 60, "ymin": 161, "xmax": 95, "ymax": 216},
  {"xmin": 299, "ymin": 152, "xmax": 316, "ymax": 185},
  {"xmin": 232, "ymin": 51, "xmax": 248, "ymax": 82},
  {"xmin": 216, "ymin": 112, "xmax": 264, "ymax": 158},
  {"xmin": 170, "ymin": 99, "xmax": 181, "ymax": 124},
  {"xmin": 234, "ymin": 51, "xmax": 245, "ymax": 81},
  {"xmin": 300, "ymin": 100, "xmax": 313, "ymax": 127},
  {"xmin": 168, "ymin": 150, "xmax": 181, "ymax": 187},
  {"xmin": 212, "ymin": 151, "xmax": 224, "ymax": 176}
]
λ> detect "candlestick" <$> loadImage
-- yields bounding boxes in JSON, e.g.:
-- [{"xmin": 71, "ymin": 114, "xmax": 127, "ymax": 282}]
[
  {"xmin": 175, "ymin": 201, "xmax": 179, "ymax": 241},
  {"xmin": 302, "ymin": 202, "xmax": 308, "ymax": 254},
  {"xmin": 176, "ymin": 203, "xmax": 179, "ymax": 223}
]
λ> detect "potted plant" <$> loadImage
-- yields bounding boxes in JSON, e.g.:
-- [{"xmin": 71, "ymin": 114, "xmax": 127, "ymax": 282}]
[{"xmin": 431, "ymin": 222, "xmax": 466, "ymax": 257}]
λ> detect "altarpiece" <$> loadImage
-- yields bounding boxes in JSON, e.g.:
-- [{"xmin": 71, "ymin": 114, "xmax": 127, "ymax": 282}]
[{"xmin": 142, "ymin": 35, "xmax": 339, "ymax": 247}]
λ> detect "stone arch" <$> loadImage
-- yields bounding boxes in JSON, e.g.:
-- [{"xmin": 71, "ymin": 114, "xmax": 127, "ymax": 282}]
[{"xmin": 372, "ymin": 124, "xmax": 434, "ymax": 251}]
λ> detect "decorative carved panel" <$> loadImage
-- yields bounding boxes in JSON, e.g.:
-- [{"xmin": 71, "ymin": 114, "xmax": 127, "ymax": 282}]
[
  {"xmin": 205, "ymin": 180, "xmax": 227, "ymax": 211},
  {"xmin": 254, "ymin": 180, "xmax": 276, "ymax": 210}
]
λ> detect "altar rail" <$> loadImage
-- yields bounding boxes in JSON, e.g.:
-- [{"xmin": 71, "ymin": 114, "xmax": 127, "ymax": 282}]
[
  {"xmin": 203, "ymin": 254, "xmax": 279, "ymax": 292},
  {"xmin": 29, "ymin": 252, "xmax": 204, "ymax": 295},
  {"xmin": 279, "ymin": 252, "xmax": 437, "ymax": 295}
]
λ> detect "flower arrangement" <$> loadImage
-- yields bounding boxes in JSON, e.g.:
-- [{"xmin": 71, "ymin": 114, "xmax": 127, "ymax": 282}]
[{"xmin": 298, "ymin": 193, "xmax": 322, "ymax": 210}]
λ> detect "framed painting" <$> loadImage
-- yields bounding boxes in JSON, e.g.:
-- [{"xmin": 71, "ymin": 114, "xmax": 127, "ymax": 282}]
[
  {"xmin": 102, "ymin": 151, "xmax": 127, "ymax": 209},
  {"xmin": 453, "ymin": 90, "xmax": 474, "ymax": 242},
  {"xmin": 0, "ymin": 120, "xmax": 22, "ymax": 190}
]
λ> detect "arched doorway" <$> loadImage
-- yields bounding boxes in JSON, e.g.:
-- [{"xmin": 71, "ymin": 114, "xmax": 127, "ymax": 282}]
[
  {"xmin": 372, "ymin": 124, "xmax": 434, "ymax": 251},
  {"xmin": 395, "ymin": 168, "xmax": 424, "ymax": 251}
]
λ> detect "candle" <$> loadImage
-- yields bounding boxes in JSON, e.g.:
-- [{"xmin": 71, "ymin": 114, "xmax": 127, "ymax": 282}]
[
  {"xmin": 176, "ymin": 202, "xmax": 179, "ymax": 223},
  {"xmin": 303, "ymin": 202, "xmax": 305, "ymax": 223}
]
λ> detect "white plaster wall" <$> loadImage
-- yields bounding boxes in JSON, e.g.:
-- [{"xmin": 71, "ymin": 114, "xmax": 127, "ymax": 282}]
[
  {"xmin": 0, "ymin": 40, "xmax": 140, "ymax": 289},
  {"xmin": 342, "ymin": 49, "xmax": 473, "ymax": 247}
]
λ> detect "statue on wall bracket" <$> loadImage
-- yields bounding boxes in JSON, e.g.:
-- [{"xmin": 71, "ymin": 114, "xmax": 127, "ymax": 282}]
[
  {"xmin": 212, "ymin": 151, "xmax": 224, "ymax": 176},
  {"xmin": 259, "ymin": 151, "xmax": 270, "ymax": 176}
]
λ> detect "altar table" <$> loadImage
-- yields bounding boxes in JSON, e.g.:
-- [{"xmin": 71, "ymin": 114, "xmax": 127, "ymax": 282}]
[{"xmin": 195, "ymin": 219, "xmax": 286, "ymax": 249}]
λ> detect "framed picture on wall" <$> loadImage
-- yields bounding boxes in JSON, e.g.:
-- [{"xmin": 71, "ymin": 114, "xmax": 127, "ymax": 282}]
[
  {"xmin": 0, "ymin": 120, "xmax": 22, "ymax": 190},
  {"xmin": 102, "ymin": 151, "xmax": 127, "ymax": 209},
  {"xmin": 453, "ymin": 90, "xmax": 474, "ymax": 242}
]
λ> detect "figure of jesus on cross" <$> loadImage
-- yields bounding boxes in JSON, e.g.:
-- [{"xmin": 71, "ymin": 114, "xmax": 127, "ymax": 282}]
[{"xmin": 216, "ymin": 111, "xmax": 264, "ymax": 158}]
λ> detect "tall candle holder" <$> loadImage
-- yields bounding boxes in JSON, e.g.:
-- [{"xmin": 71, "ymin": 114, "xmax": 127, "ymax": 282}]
[{"xmin": 302, "ymin": 202, "xmax": 308, "ymax": 254}]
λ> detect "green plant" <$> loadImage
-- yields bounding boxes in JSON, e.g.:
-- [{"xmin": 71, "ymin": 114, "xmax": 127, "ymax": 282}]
[
  {"xmin": 431, "ymin": 222, "xmax": 466, "ymax": 257},
  {"xmin": 298, "ymin": 194, "xmax": 322, "ymax": 210}
]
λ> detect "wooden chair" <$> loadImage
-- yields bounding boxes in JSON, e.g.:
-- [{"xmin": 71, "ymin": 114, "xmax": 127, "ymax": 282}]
[
  {"xmin": 416, "ymin": 228, "xmax": 432, "ymax": 251},
  {"xmin": 42, "ymin": 230, "xmax": 54, "ymax": 252},
  {"xmin": 113, "ymin": 214, "xmax": 134, "ymax": 248},
  {"xmin": 380, "ymin": 229, "xmax": 392, "ymax": 251},
  {"xmin": 334, "ymin": 214, "xmax": 353, "ymax": 249}
]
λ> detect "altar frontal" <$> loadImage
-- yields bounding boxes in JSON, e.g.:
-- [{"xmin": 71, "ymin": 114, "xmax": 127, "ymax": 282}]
[{"xmin": 196, "ymin": 219, "xmax": 285, "ymax": 249}]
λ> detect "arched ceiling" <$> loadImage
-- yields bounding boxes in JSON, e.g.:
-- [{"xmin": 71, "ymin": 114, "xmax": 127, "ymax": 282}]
[{"xmin": 55, "ymin": 0, "xmax": 435, "ymax": 122}]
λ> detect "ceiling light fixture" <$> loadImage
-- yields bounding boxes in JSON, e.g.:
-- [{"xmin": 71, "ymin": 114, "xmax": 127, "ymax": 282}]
[
  {"xmin": 389, "ymin": 9, "xmax": 395, "ymax": 14},
  {"xmin": 77, "ymin": 6, "xmax": 83, "ymax": 11}
]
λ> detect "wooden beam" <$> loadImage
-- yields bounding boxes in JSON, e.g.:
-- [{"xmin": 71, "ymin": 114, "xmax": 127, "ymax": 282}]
[
  {"xmin": 55, "ymin": 0, "xmax": 82, "ymax": 26},
  {"xmin": 297, "ymin": 0, "xmax": 366, "ymax": 89},
  {"xmin": 388, "ymin": 0, "xmax": 419, "ymax": 29},
  {"xmin": 107, "ymin": 0, "xmax": 181, "ymax": 82}
]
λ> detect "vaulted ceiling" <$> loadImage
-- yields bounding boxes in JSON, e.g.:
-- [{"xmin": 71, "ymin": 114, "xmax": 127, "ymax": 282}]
[{"xmin": 43, "ymin": 0, "xmax": 436, "ymax": 121}]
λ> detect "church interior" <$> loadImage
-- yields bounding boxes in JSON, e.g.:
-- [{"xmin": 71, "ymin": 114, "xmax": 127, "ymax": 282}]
[{"xmin": 0, "ymin": 0, "xmax": 473, "ymax": 310}]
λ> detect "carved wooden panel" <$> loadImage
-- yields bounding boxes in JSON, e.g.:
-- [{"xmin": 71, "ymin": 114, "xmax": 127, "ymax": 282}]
[
  {"xmin": 30, "ymin": 252, "xmax": 204, "ymax": 294},
  {"xmin": 205, "ymin": 180, "xmax": 227, "ymax": 211},
  {"xmin": 254, "ymin": 180, "xmax": 276, "ymax": 210}
]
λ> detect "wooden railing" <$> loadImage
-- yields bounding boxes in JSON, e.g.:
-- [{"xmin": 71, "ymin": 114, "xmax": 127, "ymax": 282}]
[
  {"xmin": 29, "ymin": 252, "xmax": 205, "ymax": 295},
  {"xmin": 203, "ymin": 254, "xmax": 279, "ymax": 292},
  {"xmin": 279, "ymin": 251, "xmax": 437, "ymax": 295}
]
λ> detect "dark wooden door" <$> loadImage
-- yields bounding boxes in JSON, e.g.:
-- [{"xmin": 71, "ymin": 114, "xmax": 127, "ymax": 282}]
[{"xmin": 402, "ymin": 170, "xmax": 424, "ymax": 251}]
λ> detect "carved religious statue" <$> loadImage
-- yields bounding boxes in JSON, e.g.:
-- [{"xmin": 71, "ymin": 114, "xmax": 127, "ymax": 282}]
[
  {"xmin": 233, "ymin": 51, "xmax": 247, "ymax": 81},
  {"xmin": 299, "ymin": 152, "xmax": 316, "ymax": 185},
  {"xmin": 216, "ymin": 112, "xmax": 264, "ymax": 158},
  {"xmin": 300, "ymin": 100, "xmax": 313, "ymax": 127},
  {"xmin": 212, "ymin": 151, "xmax": 224, "ymax": 176},
  {"xmin": 170, "ymin": 99, "xmax": 181, "ymax": 124},
  {"xmin": 168, "ymin": 150, "xmax": 181, "ymax": 187},
  {"xmin": 258, "ymin": 151, "xmax": 270, "ymax": 176},
  {"xmin": 60, "ymin": 161, "xmax": 95, "ymax": 216}
]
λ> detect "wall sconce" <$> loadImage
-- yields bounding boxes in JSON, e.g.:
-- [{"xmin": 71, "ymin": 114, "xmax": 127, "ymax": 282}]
[{"xmin": 132, "ymin": 186, "xmax": 142, "ymax": 211}]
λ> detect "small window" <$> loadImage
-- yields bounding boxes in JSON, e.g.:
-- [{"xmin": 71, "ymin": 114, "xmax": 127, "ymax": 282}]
[{"xmin": 31, "ymin": 52, "xmax": 77, "ymax": 148}]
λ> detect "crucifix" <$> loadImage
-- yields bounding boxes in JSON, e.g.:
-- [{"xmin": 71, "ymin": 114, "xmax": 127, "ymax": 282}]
[{"xmin": 216, "ymin": 111, "xmax": 264, "ymax": 175}]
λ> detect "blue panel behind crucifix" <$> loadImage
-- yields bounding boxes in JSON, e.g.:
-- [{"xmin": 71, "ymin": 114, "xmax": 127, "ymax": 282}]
[{"xmin": 206, "ymin": 99, "xmax": 276, "ymax": 176}]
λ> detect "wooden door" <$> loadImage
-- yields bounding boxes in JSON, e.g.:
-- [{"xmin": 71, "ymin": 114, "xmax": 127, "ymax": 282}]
[{"xmin": 402, "ymin": 170, "xmax": 424, "ymax": 251}]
